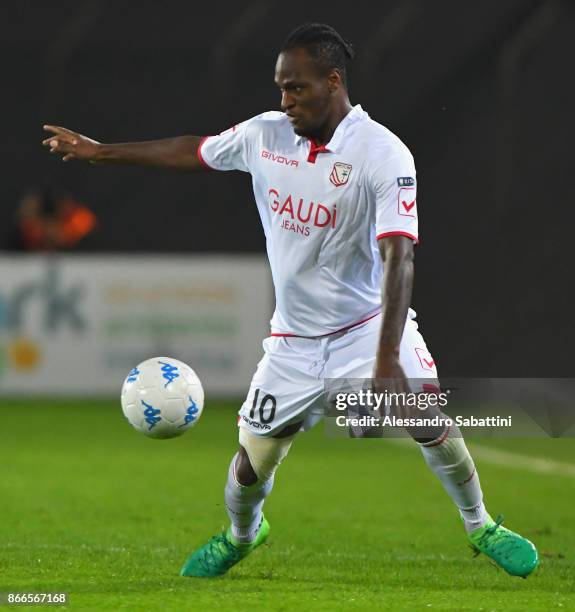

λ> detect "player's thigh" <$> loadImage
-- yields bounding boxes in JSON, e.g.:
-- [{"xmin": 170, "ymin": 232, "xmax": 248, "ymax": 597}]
[
  {"xmin": 398, "ymin": 319, "xmax": 440, "ymax": 390},
  {"xmin": 238, "ymin": 337, "xmax": 324, "ymax": 437},
  {"xmin": 327, "ymin": 316, "xmax": 439, "ymax": 391}
]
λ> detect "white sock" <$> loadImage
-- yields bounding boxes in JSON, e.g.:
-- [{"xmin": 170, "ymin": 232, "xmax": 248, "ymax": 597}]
[
  {"xmin": 224, "ymin": 453, "xmax": 273, "ymax": 543},
  {"xmin": 418, "ymin": 425, "xmax": 489, "ymax": 532}
]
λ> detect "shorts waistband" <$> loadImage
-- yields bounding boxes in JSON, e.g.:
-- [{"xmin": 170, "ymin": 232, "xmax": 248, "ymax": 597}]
[{"xmin": 270, "ymin": 310, "xmax": 381, "ymax": 340}]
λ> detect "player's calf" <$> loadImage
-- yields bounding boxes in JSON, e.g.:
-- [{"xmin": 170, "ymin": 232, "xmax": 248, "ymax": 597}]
[
  {"xmin": 418, "ymin": 422, "xmax": 489, "ymax": 531},
  {"xmin": 226, "ymin": 428, "xmax": 295, "ymax": 542}
]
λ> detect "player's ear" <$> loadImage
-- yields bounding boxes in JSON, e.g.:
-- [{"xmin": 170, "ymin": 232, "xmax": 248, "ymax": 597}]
[{"xmin": 327, "ymin": 68, "xmax": 343, "ymax": 93}]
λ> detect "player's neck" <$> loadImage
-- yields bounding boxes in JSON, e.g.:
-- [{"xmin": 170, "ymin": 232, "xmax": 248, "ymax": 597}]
[{"xmin": 311, "ymin": 99, "xmax": 353, "ymax": 146}]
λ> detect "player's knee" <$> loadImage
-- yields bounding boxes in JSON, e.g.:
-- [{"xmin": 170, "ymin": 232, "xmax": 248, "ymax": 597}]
[
  {"xmin": 235, "ymin": 445, "xmax": 258, "ymax": 486},
  {"xmin": 237, "ymin": 427, "xmax": 295, "ymax": 484},
  {"xmin": 409, "ymin": 408, "xmax": 450, "ymax": 444}
]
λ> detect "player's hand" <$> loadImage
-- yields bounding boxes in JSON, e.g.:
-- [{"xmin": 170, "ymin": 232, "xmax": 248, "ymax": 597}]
[
  {"xmin": 373, "ymin": 354, "xmax": 409, "ymax": 392},
  {"xmin": 42, "ymin": 125, "xmax": 101, "ymax": 162},
  {"xmin": 373, "ymin": 354, "xmax": 412, "ymax": 418}
]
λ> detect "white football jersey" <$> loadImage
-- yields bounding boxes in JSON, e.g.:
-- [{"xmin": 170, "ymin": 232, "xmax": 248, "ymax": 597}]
[{"xmin": 198, "ymin": 105, "xmax": 418, "ymax": 337}]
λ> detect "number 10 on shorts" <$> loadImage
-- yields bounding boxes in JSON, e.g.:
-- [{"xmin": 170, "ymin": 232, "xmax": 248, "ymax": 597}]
[{"xmin": 249, "ymin": 389, "xmax": 277, "ymax": 425}]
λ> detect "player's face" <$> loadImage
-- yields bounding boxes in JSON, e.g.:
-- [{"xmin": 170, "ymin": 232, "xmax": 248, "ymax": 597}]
[{"xmin": 275, "ymin": 48, "xmax": 333, "ymax": 137}]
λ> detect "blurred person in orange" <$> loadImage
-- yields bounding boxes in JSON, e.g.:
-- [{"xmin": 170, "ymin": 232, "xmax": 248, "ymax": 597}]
[{"xmin": 9, "ymin": 186, "xmax": 97, "ymax": 251}]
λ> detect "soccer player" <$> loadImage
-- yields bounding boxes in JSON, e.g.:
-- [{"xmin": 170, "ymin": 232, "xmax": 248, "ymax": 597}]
[{"xmin": 42, "ymin": 23, "xmax": 538, "ymax": 579}]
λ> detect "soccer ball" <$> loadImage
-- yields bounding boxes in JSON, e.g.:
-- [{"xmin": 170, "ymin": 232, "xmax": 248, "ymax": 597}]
[{"xmin": 121, "ymin": 357, "xmax": 204, "ymax": 439}]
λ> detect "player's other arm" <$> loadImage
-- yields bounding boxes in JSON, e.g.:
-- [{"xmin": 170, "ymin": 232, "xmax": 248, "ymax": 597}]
[
  {"xmin": 42, "ymin": 125, "xmax": 208, "ymax": 171},
  {"xmin": 374, "ymin": 235, "xmax": 414, "ymax": 387}
]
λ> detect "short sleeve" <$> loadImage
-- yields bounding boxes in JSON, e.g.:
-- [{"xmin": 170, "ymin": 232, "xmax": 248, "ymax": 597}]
[
  {"xmin": 370, "ymin": 147, "xmax": 419, "ymax": 243},
  {"xmin": 197, "ymin": 118, "xmax": 256, "ymax": 173}
]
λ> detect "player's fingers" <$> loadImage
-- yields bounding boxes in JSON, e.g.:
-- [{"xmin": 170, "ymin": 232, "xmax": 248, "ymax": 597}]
[
  {"xmin": 52, "ymin": 134, "xmax": 78, "ymax": 146},
  {"xmin": 43, "ymin": 137, "xmax": 64, "ymax": 148},
  {"xmin": 43, "ymin": 125, "xmax": 66, "ymax": 136},
  {"xmin": 43, "ymin": 136, "xmax": 76, "ymax": 146},
  {"xmin": 62, "ymin": 153, "xmax": 75, "ymax": 162},
  {"xmin": 48, "ymin": 139, "xmax": 75, "ymax": 153},
  {"xmin": 43, "ymin": 125, "xmax": 76, "ymax": 137}
]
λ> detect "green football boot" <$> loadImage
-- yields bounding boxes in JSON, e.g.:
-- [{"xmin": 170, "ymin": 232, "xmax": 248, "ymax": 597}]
[
  {"xmin": 180, "ymin": 517, "xmax": 270, "ymax": 578},
  {"xmin": 468, "ymin": 515, "xmax": 539, "ymax": 578}
]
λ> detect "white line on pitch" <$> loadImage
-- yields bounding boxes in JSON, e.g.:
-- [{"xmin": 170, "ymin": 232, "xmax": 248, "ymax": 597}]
[
  {"xmin": 387, "ymin": 438, "xmax": 575, "ymax": 478},
  {"xmin": 466, "ymin": 443, "xmax": 575, "ymax": 478}
]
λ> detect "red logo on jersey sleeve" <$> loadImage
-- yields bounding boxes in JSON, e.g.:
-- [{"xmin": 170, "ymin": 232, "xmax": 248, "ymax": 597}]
[{"xmin": 398, "ymin": 187, "xmax": 416, "ymax": 217}]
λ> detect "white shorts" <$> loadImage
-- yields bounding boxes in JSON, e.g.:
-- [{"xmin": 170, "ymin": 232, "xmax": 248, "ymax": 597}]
[{"xmin": 238, "ymin": 313, "xmax": 439, "ymax": 437}]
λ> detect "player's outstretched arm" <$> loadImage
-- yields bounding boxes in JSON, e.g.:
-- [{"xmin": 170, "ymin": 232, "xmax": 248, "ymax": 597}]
[{"xmin": 42, "ymin": 125, "xmax": 207, "ymax": 171}]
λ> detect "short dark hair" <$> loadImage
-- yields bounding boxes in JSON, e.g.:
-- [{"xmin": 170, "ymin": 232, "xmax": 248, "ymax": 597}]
[{"xmin": 281, "ymin": 23, "xmax": 355, "ymax": 87}]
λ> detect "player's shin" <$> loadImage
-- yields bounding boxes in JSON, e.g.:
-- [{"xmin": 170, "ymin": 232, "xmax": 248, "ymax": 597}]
[
  {"xmin": 417, "ymin": 423, "xmax": 489, "ymax": 532},
  {"xmin": 225, "ymin": 428, "xmax": 295, "ymax": 544},
  {"xmin": 225, "ymin": 455, "xmax": 274, "ymax": 543}
]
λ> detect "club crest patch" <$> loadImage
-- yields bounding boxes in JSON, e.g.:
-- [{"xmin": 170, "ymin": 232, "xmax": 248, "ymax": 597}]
[{"xmin": 330, "ymin": 162, "xmax": 352, "ymax": 187}]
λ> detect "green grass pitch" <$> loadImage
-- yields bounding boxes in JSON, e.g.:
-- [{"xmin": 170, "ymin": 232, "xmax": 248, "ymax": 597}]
[{"xmin": 0, "ymin": 399, "xmax": 573, "ymax": 611}]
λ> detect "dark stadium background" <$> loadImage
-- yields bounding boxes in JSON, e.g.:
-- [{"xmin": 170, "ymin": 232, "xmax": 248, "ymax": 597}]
[{"xmin": 2, "ymin": 0, "xmax": 573, "ymax": 377}]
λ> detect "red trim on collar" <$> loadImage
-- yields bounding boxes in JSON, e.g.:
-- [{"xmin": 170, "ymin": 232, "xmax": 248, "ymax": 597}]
[{"xmin": 307, "ymin": 139, "xmax": 329, "ymax": 164}]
